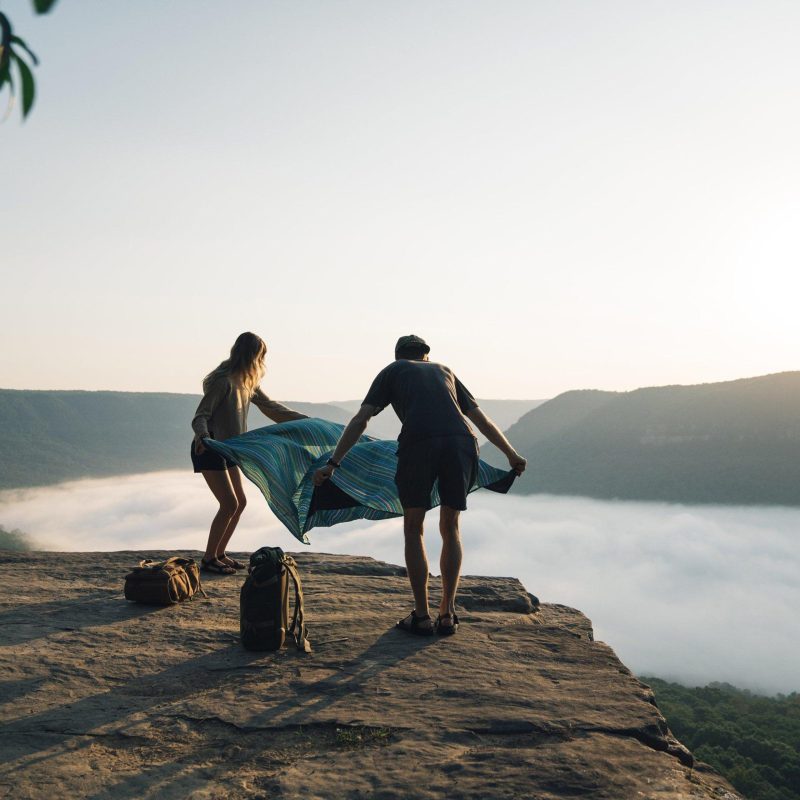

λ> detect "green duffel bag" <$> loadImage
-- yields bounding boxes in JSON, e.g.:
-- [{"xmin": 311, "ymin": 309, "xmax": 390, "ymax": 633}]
[
  {"xmin": 124, "ymin": 557, "xmax": 206, "ymax": 605},
  {"xmin": 240, "ymin": 547, "xmax": 311, "ymax": 652}
]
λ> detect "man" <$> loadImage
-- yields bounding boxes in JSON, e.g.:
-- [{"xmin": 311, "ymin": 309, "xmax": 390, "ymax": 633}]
[{"xmin": 313, "ymin": 335, "xmax": 527, "ymax": 636}]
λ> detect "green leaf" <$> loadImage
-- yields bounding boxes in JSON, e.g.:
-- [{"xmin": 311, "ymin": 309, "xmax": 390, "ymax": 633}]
[
  {"xmin": 0, "ymin": 57, "xmax": 9, "ymax": 92},
  {"xmin": 12, "ymin": 52, "xmax": 35, "ymax": 118},
  {"xmin": 11, "ymin": 36, "xmax": 39, "ymax": 66},
  {"xmin": 0, "ymin": 11, "xmax": 12, "ymax": 38},
  {"xmin": 0, "ymin": 13, "xmax": 12, "ymax": 65},
  {"xmin": 0, "ymin": 63, "xmax": 15, "ymax": 123},
  {"xmin": 32, "ymin": 0, "xmax": 59, "ymax": 14}
]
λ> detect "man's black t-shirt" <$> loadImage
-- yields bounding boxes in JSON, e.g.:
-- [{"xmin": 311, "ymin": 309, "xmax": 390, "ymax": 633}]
[{"xmin": 362, "ymin": 360, "xmax": 479, "ymax": 447}]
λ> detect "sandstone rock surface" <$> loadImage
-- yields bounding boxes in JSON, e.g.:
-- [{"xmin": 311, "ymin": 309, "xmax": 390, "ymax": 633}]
[{"xmin": 0, "ymin": 550, "xmax": 740, "ymax": 799}]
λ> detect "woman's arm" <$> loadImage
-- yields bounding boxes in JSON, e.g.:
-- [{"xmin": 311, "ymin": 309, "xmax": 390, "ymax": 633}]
[{"xmin": 252, "ymin": 387, "xmax": 308, "ymax": 423}]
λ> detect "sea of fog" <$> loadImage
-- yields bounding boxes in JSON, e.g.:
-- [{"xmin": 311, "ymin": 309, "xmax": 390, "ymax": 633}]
[{"xmin": 2, "ymin": 472, "xmax": 797, "ymax": 696}]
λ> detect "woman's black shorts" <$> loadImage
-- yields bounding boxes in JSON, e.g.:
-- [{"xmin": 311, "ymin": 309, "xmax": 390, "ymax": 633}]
[
  {"xmin": 394, "ymin": 435, "xmax": 479, "ymax": 511},
  {"xmin": 191, "ymin": 438, "xmax": 236, "ymax": 473}
]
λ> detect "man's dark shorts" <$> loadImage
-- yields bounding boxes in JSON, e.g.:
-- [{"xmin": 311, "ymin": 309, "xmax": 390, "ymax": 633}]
[{"xmin": 395, "ymin": 435, "xmax": 479, "ymax": 511}]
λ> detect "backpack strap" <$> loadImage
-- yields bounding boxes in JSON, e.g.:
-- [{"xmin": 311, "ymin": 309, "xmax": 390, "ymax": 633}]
[
  {"xmin": 188, "ymin": 567, "xmax": 208, "ymax": 600},
  {"xmin": 137, "ymin": 557, "xmax": 186, "ymax": 569},
  {"xmin": 166, "ymin": 575, "xmax": 181, "ymax": 603},
  {"xmin": 136, "ymin": 558, "xmax": 207, "ymax": 600},
  {"xmin": 283, "ymin": 559, "xmax": 312, "ymax": 653}
]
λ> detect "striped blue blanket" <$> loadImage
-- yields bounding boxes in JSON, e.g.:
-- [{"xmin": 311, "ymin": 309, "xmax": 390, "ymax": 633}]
[{"xmin": 204, "ymin": 418, "xmax": 515, "ymax": 543}]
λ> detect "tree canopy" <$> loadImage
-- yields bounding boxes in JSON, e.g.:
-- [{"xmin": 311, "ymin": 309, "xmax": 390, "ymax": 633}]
[
  {"xmin": 645, "ymin": 677, "xmax": 800, "ymax": 800},
  {"xmin": 0, "ymin": 0, "xmax": 58, "ymax": 120}
]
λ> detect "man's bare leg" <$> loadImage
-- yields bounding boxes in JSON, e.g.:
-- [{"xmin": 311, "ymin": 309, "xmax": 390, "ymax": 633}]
[
  {"xmin": 438, "ymin": 505, "xmax": 462, "ymax": 630},
  {"xmin": 401, "ymin": 507, "xmax": 433, "ymax": 628}
]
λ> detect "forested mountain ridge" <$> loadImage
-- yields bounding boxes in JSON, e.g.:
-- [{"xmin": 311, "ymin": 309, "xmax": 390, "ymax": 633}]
[
  {"xmin": 0, "ymin": 390, "xmax": 352, "ymax": 490},
  {"xmin": 0, "ymin": 390, "xmax": 538, "ymax": 490},
  {"xmin": 336, "ymin": 397, "xmax": 544, "ymax": 441},
  {"xmin": 6, "ymin": 373, "xmax": 799, "ymax": 503},
  {"xmin": 483, "ymin": 371, "xmax": 800, "ymax": 505}
]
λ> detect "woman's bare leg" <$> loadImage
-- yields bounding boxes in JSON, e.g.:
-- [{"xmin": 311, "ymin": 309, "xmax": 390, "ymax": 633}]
[
  {"xmin": 218, "ymin": 466, "xmax": 247, "ymax": 561},
  {"xmin": 201, "ymin": 469, "xmax": 239, "ymax": 562}
]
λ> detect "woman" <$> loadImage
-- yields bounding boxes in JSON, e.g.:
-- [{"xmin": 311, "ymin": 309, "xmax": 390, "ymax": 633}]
[{"xmin": 191, "ymin": 332, "xmax": 307, "ymax": 574}]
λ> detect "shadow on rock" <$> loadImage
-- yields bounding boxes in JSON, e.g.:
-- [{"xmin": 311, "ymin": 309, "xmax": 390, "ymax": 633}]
[{"xmin": 0, "ymin": 592, "xmax": 164, "ymax": 647}]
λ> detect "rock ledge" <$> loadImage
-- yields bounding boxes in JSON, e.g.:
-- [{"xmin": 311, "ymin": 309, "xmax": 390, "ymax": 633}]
[{"xmin": 0, "ymin": 551, "xmax": 740, "ymax": 799}]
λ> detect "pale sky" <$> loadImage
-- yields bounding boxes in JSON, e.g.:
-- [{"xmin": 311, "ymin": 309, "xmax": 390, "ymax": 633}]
[{"xmin": 2, "ymin": 0, "xmax": 799, "ymax": 401}]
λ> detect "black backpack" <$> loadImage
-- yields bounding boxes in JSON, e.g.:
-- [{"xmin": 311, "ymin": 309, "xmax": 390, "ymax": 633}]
[{"xmin": 240, "ymin": 547, "xmax": 311, "ymax": 652}]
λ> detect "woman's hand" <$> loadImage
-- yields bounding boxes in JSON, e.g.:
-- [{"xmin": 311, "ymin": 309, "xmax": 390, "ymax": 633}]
[{"xmin": 194, "ymin": 436, "xmax": 207, "ymax": 455}]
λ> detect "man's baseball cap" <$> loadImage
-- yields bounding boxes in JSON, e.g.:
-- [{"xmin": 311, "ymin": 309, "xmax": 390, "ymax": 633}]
[{"xmin": 395, "ymin": 334, "xmax": 430, "ymax": 355}]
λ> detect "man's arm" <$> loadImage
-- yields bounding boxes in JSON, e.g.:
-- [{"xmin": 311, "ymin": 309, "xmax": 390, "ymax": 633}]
[
  {"xmin": 466, "ymin": 407, "xmax": 527, "ymax": 475},
  {"xmin": 312, "ymin": 404, "xmax": 376, "ymax": 485}
]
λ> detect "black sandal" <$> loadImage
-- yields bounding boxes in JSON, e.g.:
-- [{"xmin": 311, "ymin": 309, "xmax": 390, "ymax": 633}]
[
  {"xmin": 200, "ymin": 557, "xmax": 235, "ymax": 575},
  {"xmin": 396, "ymin": 610, "xmax": 434, "ymax": 636},
  {"xmin": 435, "ymin": 613, "xmax": 459, "ymax": 636},
  {"xmin": 221, "ymin": 555, "xmax": 247, "ymax": 570}
]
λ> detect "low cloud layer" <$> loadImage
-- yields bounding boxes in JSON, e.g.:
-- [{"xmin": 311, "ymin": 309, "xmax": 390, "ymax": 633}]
[{"xmin": 2, "ymin": 473, "xmax": 797, "ymax": 695}]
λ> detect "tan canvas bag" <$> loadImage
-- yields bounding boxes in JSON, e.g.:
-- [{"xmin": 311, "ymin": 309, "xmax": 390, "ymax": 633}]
[{"xmin": 124, "ymin": 557, "xmax": 206, "ymax": 605}]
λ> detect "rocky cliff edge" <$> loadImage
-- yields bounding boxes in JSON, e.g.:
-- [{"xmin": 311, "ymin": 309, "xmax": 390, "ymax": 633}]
[{"xmin": 0, "ymin": 551, "xmax": 740, "ymax": 800}]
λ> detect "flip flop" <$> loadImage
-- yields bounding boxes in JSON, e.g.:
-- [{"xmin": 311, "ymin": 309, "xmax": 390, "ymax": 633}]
[
  {"xmin": 435, "ymin": 613, "xmax": 459, "ymax": 636},
  {"xmin": 200, "ymin": 558, "xmax": 235, "ymax": 575},
  {"xmin": 396, "ymin": 610, "xmax": 435, "ymax": 636}
]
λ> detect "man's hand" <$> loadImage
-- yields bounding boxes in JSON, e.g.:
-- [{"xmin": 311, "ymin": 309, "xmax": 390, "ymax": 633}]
[
  {"xmin": 195, "ymin": 436, "xmax": 207, "ymax": 455},
  {"xmin": 313, "ymin": 464, "xmax": 335, "ymax": 486},
  {"xmin": 312, "ymin": 405, "xmax": 373, "ymax": 487},
  {"xmin": 508, "ymin": 452, "xmax": 527, "ymax": 476}
]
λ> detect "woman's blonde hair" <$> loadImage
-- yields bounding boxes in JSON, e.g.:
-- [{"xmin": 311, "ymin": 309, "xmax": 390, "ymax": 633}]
[{"xmin": 205, "ymin": 332, "xmax": 267, "ymax": 395}]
